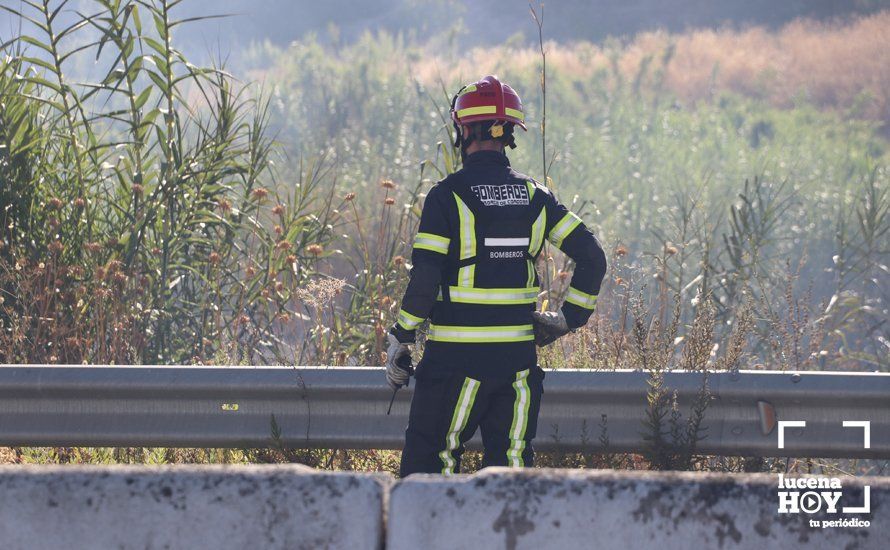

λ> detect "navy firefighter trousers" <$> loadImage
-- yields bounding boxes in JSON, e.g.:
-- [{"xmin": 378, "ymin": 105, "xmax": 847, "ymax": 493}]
[{"xmin": 400, "ymin": 364, "xmax": 545, "ymax": 476}]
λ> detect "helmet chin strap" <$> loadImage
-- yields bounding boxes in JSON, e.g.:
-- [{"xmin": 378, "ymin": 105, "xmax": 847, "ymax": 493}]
[{"xmin": 450, "ymin": 86, "xmax": 467, "ymax": 151}]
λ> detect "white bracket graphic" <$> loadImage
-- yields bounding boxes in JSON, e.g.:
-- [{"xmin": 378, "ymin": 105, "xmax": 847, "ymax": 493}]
[
  {"xmin": 777, "ymin": 420, "xmax": 806, "ymax": 449},
  {"xmin": 842, "ymin": 421, "xmax": 871, "ymax": 449},
  {"xmin": 842, "ymin": 486, "xmax": 870, "ymax": 514}
]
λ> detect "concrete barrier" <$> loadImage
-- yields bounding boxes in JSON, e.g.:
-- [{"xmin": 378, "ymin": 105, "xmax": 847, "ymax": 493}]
[
  {"xmin": 389, "ymin": 468, "xmax": 889, "ymax": 550},
  {"xmin": 2, "ymin": 465, "xmax": 887, "ymax": 549},
  {"xmin": 0, "ymin": 465, "xmax": 390, "ymax": 550}
]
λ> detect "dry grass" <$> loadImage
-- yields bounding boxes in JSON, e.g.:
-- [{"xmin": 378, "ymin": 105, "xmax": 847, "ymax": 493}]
[
  {"xmin": 410, "ymin": 12, "xmax": 890, "ymax": 123},
  {"xmin": 0, "ymin": 447, "xmax": 17, "ymax": 464},
  {"xmin": 648, "ymin": 14, "xmax": 890, "ymax": 119}
]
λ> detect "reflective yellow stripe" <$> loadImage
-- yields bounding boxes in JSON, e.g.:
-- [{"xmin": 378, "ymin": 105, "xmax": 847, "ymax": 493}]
[
  {"xmin": 458, "ymin": 265, "xmax": 475, "ymax": 287},
  {"xmin": 525, "ymin": 180, "xmax": 536, "ymax": 199},
  {"xmin": 454, "ymin": 192, "xmax": 476, "ymax": 288},
  {"xmin": 456, "ymin": 105, "xmax": 497, "ymax": 118},
  {"xmin": 529, "ymin": 207, "xmax": 547, "ymax": 256},
  {"xmin": 397, "ymin": 309, "xmax": 425, "ymax": 330},
  {"xmin": 413, "ymin": 232, "xmax": 450, "ymax": 254},
  {"xmin": 526, "ymin": 206, "xmax": 546, "ymax": 289},
  {"xmin": 457, "ymin": 84, "xmax": 477, "ymax": 96},
  {"xmin": 439, "ymin": 377, "xmax": 480, "ymax": 474},
  {"xmin": 441, "ymin": 286, "xmax": 539, "ymax": 305},
  {"xmin": 505, "ymin": 107, "xmax": 524, "ymax": 121},
  {"xmin": 548, "ymin": 211, "xmax": 582, "ymax": 248},
  {"xmin": 508, "ymin": 369, "xmax": 531, "ymax": 467},
  {"xmin": 428, "ymin": 324, "xmax": 535, "ymax": 343},
  {"xmin": 453, "ymin": 193, "xmax": 476, "ymax": 260},
  {"xmin": 565, "ymin": 287, "xmax": 598, "ymax": 310}
]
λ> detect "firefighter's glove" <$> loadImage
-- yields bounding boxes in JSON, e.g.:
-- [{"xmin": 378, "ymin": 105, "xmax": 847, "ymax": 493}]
[
  {"xmin": 385, "ymin": 332, "xmax": 414, "ymax": 390},
  {"xmin": 532, "ymin": 309, "xmax": 572, "ymax": 347}
]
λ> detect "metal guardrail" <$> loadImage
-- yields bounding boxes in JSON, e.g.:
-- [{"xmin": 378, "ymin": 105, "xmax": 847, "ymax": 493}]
[{"xmin": 0, "ymin": 366, "xmax": 887, "ymax": 458}]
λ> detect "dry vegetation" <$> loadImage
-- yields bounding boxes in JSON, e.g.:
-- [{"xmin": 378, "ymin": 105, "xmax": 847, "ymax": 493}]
[
  {"xmin": 0, "ymin": 447, "xmax": 16, "ymax": 464},
  {"xmin": 649, "ymin": 14, "xmax": 889, "ymax": 120},
  {"xmin": 416, "ymin": 12, "xmax": 890, "ymax": 124},
  {"xmin": 411, "ymin": 12, "xmax": 890, "ymax": 124}
]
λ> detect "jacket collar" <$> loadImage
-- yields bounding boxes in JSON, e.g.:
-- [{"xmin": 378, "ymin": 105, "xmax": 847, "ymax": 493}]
[{"xmin": 463, "ymin": 150, "xmax": 511, "ymax": 167}]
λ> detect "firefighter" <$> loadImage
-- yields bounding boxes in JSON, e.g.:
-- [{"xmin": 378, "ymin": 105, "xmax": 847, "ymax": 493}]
[{"xmin": 386, "ymin": 75, "xmax": 607, "ymax": 476}]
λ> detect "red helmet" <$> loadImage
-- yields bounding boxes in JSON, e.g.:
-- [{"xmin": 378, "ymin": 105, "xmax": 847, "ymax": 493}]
[{"xmin": 450, "ymin": 75, "xmax": 527, "ymax": 131}]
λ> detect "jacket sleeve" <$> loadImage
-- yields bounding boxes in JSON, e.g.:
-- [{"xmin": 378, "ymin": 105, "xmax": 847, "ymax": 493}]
[
  {"xmin": 391, "ymin": 183, "xmax": 452, "ymax": 343},
  {"xmin": 543, "ymin": 191, "xmax": 607, "ymax": 329}
]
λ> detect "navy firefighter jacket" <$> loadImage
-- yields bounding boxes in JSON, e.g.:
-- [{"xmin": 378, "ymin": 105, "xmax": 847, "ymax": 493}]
[{"xmin": 392, "ymin": 150, "xmax": 607, "ymax": 379}]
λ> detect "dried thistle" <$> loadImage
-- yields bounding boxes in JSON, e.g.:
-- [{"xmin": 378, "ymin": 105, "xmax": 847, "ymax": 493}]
[{"xmin": 294, "ymin": 278, "xmax": 346, "ymax": 308}]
